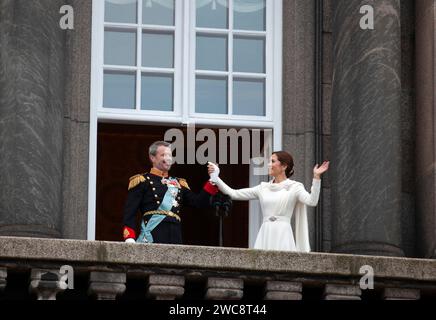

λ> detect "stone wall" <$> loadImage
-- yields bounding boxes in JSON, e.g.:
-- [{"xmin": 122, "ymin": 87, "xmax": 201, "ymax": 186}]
[{"xmin": 282, "ymin": 0, "xmax": 317, "ymax": 249}]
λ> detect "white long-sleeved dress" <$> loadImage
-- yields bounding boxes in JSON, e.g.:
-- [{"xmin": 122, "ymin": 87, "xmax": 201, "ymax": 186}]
[{"xmin": 215, "ymin": 177, "xmax": 321, "ymax": 252}]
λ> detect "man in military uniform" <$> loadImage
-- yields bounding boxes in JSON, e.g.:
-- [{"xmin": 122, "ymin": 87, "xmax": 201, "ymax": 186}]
[{"xmin": 122, "ymin": 141, "xmax": 218, "ymax": 244}]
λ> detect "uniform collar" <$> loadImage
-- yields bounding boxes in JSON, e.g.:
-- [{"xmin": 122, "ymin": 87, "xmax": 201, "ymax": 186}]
[{"xmin": 150, "ymin": 167, "xmax": 169, "ymax": 178}]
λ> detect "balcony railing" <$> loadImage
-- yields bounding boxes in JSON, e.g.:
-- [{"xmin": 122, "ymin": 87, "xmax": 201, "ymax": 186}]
[{"xmin": 0, "ymin": 236, "xmax": 435, "ymax": 300}]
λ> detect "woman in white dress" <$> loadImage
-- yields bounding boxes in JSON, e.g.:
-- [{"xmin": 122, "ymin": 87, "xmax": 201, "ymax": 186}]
[{"xmin": 208, "ymin": 151, "xmax": 329, "ymax": 252}]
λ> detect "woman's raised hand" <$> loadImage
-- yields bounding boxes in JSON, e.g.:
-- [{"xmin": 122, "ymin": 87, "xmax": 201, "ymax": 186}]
[{"xmin": 313, "ymin": 161, "xmax": 329, "ymax": 179}]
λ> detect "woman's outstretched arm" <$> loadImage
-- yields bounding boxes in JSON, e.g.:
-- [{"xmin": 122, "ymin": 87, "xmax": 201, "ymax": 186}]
[
  {"xmin": 208, "ymin": 162, "xmax": 259, "ymax": 200},
  {"xmin": 215, "ymin": 177, "xmax": 260, "ymax": 201}
]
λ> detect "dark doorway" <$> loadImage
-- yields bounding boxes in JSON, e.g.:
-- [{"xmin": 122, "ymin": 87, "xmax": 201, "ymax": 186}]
[{"xmin": 96, "ymin": 123, "xmax": 250, "ymax": 248}]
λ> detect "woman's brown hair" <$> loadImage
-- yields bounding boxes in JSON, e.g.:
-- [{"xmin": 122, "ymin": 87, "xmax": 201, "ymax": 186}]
[{"xmin": 272, "ymin": 151, "xmax": 294, "ymax": 178}]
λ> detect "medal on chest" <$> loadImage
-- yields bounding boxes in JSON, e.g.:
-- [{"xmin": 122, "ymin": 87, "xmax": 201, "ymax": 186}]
[{"xmin": 161, "ymin": 178, "xmax": 180, "ymax": 208}]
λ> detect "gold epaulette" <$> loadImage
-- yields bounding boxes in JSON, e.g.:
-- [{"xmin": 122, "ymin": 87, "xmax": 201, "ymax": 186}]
[
  {"xmin": 128, "ymin": 174, "xmax": 146, "ymax": 190},
  {"xmin": 178, "ymin": 178, "xmax": 190, "ymax": 190}
]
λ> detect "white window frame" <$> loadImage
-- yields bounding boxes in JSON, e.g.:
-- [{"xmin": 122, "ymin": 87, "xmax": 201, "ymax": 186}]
[
  {"xmin": 188, "ymin": 0, "xmax": 274, "ymax": 125},
  {"xmin": 93, "ymin": 0, "xmax": 184, "ymax": 123},
  {"xmin": 87, "ymin": 0, "xmax": 282, "ymax": 240}
]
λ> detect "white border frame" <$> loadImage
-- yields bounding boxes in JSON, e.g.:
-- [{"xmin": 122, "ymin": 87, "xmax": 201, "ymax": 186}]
[{"xmin": 88, "ymin": 0, "xmax": 283, "ymax": 240}]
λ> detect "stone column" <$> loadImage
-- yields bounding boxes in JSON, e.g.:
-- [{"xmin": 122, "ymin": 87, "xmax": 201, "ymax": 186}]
[
  {"xmin": 88, "ymin": 272, "xmax": 126, "ymax": 300},
  {"xmin": 205, "ymin": 277, "xmax": 243, "ymax": 300},
  {"xmin": 282, "ymin": 0, "xmax": 317, "ymax": 248},
  {"xmin": 383, "ymin": 287, "xmax": 420, "ymax": 300},
  {"xmin": 264, "ymin": 281, "xmax": 302, "ymax": 300},
  {"xmin": 62, "ymin": 0, "xmax": 92, "ymax": 240},
  {"xmin": 0, "ymin": 0, "xmax": 65, "ymax": 237},
  {"xmin": 147, "ymin": 274, "xmax": 184, "ymax": 300},
  {"xmin": 323, "ymin": 284, "xmax": 361, "ymax": 300},
  {"xmin": 29, "ymin": 269, "xmax": 66, "ymax": 300},
  {"xmin": 331, "ymin": 0, "xmax": 404, "ymax": 256},
  {"xmin": 415, "ymin": 0, "xmax": 436, "ymax": 258}
]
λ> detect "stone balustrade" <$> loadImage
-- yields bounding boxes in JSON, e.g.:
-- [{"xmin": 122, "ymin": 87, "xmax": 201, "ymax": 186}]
[{"xmin": 0, "ymin": 237, "xmax": 434, "ymax": 300}]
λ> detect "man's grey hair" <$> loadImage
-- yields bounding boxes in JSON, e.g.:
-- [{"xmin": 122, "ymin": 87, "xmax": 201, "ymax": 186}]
[{"xmin": 149, "ymin": 141, "xmax": 171, "ymax": 156}]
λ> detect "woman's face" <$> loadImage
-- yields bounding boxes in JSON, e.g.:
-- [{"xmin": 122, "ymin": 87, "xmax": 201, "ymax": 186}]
[{"xmin": 268, "ymin": 154, "xmax": 286, "ymax": 177}]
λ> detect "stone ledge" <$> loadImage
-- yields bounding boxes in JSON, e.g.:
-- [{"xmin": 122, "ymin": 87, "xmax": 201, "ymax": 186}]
[{"xmin": 0, "ymin": 237, "xmax": 435, "ymax": 282}]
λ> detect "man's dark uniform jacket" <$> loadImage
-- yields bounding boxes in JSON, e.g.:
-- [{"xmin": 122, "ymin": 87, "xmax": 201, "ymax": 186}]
[{"xmin": 122, "ymin": 167, "xmax": 218, "ymax": 244}]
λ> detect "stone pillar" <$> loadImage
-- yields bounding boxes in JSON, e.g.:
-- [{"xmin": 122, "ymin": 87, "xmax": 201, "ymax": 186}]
[
  {"xmin": 415, "ymin": 0, "xmax": 436, "ymax": 258},
  {"xmin": 331, "ymin": 0, "xmax": 404, "ymax": 256},
  {"xmin": 147, "ymin": 275, "xmax": 184, "ymax": 300},
  {"xmin": 282, "ymin": 0, "xmax": 317, "ymax": 248},
  {"xmin": 88, "ymin": 272, "xmax": 126, "ymax": 300},
  {"xmin": 264, "ymin": 281, "xmax": 302, "ymax": 300},
  {"xmin": 29, "ymin": 269, "xmax": 66, "ymax": 300},
  {"xmin": 0, "ymin": 268, "xmax": 6, "ymax": 292},
  {"xmin": 0, "ymin": 1, "xmax": 65, "ymax": 237},
  {"xmin": 383, "ymin": 287, "xmax": 420, "ymax": 300},
  {"xmin": 205, "ymin": 277, "xmax": 243, "ymax": 300},
  {"xmin": 62, "ymin": 0, "xmax": 92, "ymax": 240},
  {"xmin": 323, "ymin": 284, "xmax": 361, "ymax": 300}
]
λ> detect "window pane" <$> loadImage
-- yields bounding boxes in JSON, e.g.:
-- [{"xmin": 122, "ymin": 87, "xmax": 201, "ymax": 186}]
[
  {"xmin": 196, "ymin": 76, "xmax": 228, "ymax": 114},
  {"xmin": 234, "ymin": 0, "xmax": 265, "ymax": 31},
  {"xmin": 142, "ymin": 31, "xmax": 174, "ymax": 68},
  {"xmin": 196, "ymin": 34, "xmax": 228, "ymax": 71},
  {"xmin": 104, "ymin": 30, "xmax": 137, "ymax": 66},
  {"xmin": 196, "ymin": 0, "xmax": 228, "ymax": 29},
  {"xmin": 103, "ymin": 71, "xmax": 136, "ymax": 109},
  {"xmin": 233, "ymin": 78, "xmax": 265, "ymax": 116},
  {"xmin": 141, "ymin": 73, "xmax": 174, "ymax": 111},
  {"xmin": 105, "ymin": 0, "xmax": 137, "ymax": 24},
  {"xmin": 143, "ymin": 0, "xmax": 175, "ymax": 26},
  {"xmin": 233, "ymin": 36, "xmax": 265, "ymax": 73}
]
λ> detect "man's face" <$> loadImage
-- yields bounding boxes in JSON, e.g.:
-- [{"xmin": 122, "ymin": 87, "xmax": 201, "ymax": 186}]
[{"xmin": 150, "ymin": 146, "xmax": 173, "ymax": 172}]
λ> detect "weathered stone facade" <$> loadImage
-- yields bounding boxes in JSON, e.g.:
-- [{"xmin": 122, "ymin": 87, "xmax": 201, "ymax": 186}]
[{"xmin": 0, "ymin": 0, "xmax": 436, "ymax": 300}]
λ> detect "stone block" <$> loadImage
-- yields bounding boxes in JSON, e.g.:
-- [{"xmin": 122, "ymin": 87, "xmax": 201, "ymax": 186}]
[
  {"xmin": 149, "ymin": 274, "xmax": 185, "ymax": 287},
  {"xmin": 323, "ymin": 284, "xmax": 361, "ymax": 300},
  {"xmin": 205, "ymin": 288, "xmax": 243, "ymax": 300},
  {"xmin": 205, "ymin": 277, "xmax": 243, "ymax": 300},
  {"xmin": 265, "ymin": 281, "xmax": 302, "ymax": 292},
  {"xmin": 324, "ymin": 294, "xmax": 361, "ymax": 300},
  {"xmin": 88, "ymin": 282, "xmax": 126, "ymax": 300},
  {"xmin": 147, "ymin": 274, "xmax": 185, "ymax": 300},
  {"xmin": 90, "ymin": 271, "xmax": 126, "ymax": 283},
  {"xmin": 148, "ymin": 285, "xmax": 185, "ymax": 300},
  {"xmin": 207, "ymin": 277, "xmax": 243, "ymax": 290},
  {"xmin": 88, "ymin": 271, "xmax": 126, "ymax": 300},
  {"xmin": 264, "ymin": 292, "xmax": 302, "ymax": 300},
  {"xmin": 264, "ymin": 281, "xmax": 303, "ymax": 300},
  {"xmin": 383, "ymin": 287, "xmax": 420, "ymax": 300}
]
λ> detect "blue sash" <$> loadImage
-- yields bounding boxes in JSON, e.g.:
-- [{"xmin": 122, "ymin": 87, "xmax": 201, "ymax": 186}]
[{"xmin": 136, "ymin": 179, "xmax": 179, "ymax": 243}]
